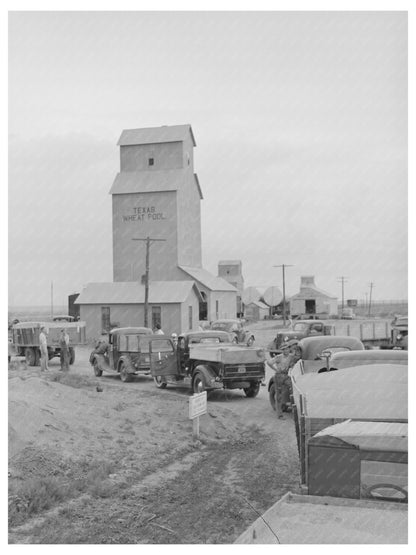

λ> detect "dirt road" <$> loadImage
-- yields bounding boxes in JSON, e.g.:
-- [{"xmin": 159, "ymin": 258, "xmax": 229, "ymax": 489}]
[{"xmin": 8, "ymin": 323, "xmax": 301, "ymax": 544}]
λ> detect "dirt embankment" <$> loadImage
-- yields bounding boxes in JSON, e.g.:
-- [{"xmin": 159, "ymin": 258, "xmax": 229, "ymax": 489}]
[{"xmin": 8, "ymin": 322, "xmax": 300, "ymax": 544}]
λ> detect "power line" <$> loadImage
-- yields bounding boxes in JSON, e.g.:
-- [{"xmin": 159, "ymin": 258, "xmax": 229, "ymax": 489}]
[
  {"xmin": 368, "ymin": 282, "xmax": 375, "ymax": 317},
  {"xmin": 337, "ymin": 276, "xmax": 348, "ymax": 311},
  {"xmin": 132, "ymin": 237, "xmax": 166, "ymax": 328},
  {"xmin": 273, "ymin": 264, "xmax": 294, "ymax": 327}
]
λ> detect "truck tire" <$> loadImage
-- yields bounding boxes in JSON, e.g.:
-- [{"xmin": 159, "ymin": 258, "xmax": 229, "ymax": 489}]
[
  {"xmin": 119, "ymin": 362, "xmax": 131, "ymax": 383},
  {"xmin": 93, "ymin": 359, "xmax": 103, "ymax": 377},
  {"xmin": 246, "ymin": 336, "xmax": 255, "ymax": 347},
  {"xmin": 25, "ymin": 347, "xmax": 36, "ymax": 366},
  {"xmin": 69, "ymin": 347, "xmax": 75, "ymax": 365},
  {"xmin": 192, "ymin": 372, "xmax": 206, "ymax": 393},
  {"xmin": 154, "ymin": 376, "xmax": 167, "ymax": 389},
  {"xmin": 244, "ymin": 382, "xmax": 260, "ymax": 398}
]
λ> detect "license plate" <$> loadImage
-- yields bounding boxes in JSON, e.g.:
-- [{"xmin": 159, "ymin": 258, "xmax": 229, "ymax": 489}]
[{"xmin": 238, "ymin": 365, "xmax": 246, "ymax": 373}]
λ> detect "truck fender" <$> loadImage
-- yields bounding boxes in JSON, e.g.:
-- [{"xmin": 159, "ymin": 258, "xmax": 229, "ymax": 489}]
[
  {"xmin": 118, "ymin": 355, "xmax": 134, "ymax": 373},
  {"xmin": 192, "ymin": 364, "xmax": 218, "ymax": 389}
]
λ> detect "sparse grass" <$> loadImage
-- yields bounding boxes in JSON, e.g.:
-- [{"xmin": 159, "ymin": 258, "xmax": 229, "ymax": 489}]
[
  {"xmin": 48, "ymin": 372, "xmax": 96, "ymax": 389},
  {"xmin": 9, "ymin": 459, "xmax": 117, "ymax": 527}
]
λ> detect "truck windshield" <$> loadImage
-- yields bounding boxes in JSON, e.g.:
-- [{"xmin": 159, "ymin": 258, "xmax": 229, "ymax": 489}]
[{"xmin": 293, "ymin": 323, "xmax": 308, "ymax": 332}]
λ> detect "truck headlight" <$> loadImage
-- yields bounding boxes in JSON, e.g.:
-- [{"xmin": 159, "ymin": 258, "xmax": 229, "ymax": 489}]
[{"xmin": 396, "ymin": 334, "xmax": 402, "ymax": 341}]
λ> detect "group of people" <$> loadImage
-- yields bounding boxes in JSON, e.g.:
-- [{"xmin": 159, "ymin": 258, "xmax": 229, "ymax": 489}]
[
  {"xmin": 38, "ymin": 326, "xmax": 71, "ymax": 372},
  {"xmin": 266, "ymin": 340, "xmax": 301, "ymax": 418}
]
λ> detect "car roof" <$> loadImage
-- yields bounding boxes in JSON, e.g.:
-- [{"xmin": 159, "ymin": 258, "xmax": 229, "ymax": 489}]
[
  {"xmin": 110, "ymin": 327, "xmax": 153, "ymax": 335},
  {"xmin": 298, "ymin": 335, "xmax": 365, "ymax": 359},
  {"xmin": 211, "ymin": 319, "xmax": 239, "ymax": 324},
  {"xmin": 179, "ymin": 330, "xmax": 231, "ymax": 339},
  {"xmin": 293, "ymin": 320, "xmax": 326, "ymax": 325}
]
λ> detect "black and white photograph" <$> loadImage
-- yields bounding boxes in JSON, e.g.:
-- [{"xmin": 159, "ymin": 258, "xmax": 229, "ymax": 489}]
[{"xmin": 6, "ymin": 3, "xmax": 410, "ymax": 546}]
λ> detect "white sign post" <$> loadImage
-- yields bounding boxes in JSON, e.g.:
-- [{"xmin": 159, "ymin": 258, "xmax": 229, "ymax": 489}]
[{"xmin": 189, "ymin": 391, "xmax": 207, "ymax": 440}]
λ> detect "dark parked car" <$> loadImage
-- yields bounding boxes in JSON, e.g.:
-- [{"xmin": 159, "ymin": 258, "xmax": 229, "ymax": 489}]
[
  {"xmin": 267, "ymin": 320, "xmax": 334, "ymax": 356},
  {"xmin": 89, "ymin": 326, "xmax": 154, "ymax": 382},
  {"xmin": 391, "ymin": 316, "xmax": 408, "ymax": 350},
  {"xmin": 210, "ymin": 319, "xmax": 255, "ymax": 346},
  {"xmin": 267, "ymin": 335, "xmax": 364, "ymax": 410}
]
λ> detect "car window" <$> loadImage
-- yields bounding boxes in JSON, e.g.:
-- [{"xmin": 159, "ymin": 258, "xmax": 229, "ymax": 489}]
[
  {"xmin": 151, "ymin": 338, "xmax": 174, "ymax": 354},
  {"xmin": 311, "ymin": 324, "xmax": 323, "ymax": 332},
  {"xmin": 199, "ymin": 338, "xmax": 220, "ymax": 344}
]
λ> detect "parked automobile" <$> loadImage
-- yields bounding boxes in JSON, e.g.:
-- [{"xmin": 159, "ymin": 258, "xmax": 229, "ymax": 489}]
[
  {"xmin": 267, "ymin": 320, "xmax": 333, "ymax": 356},
  {"xmin": 391, "ymin": 316, "xmax": 408, "ymax": 350},
  {"xmin": 149, "ymin": 330, "xmax": 265, "ymax": 398},
  {"xmin": 268, "ymin": 335, "xmax": 365, "ymax": 409},
  {"xmin": 210, "ymin": 319, "xmax": 255, "ymax": 346},
  {"xmin": 321, "ymin": 348, "xmax": 408, "ymax": 372},
  {"xmin": 53, "ymin": 315, "xmax": 76, "ymax": 322},
  {"xmin": 289, "ymin": 335, "xmax": 365, "ymax": 376},
  {"xmin": 89, "ymin": 326, "xmax": 153, "ymax": 382}
]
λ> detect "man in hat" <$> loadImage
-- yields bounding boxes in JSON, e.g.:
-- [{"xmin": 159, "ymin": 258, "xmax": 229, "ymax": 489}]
[{"xmin": 267, "ymin": 340, "xmax": 299, "ymax": 418}]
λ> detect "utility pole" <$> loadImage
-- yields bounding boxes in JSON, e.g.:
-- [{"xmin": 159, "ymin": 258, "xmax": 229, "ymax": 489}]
[
  {"xmin": 132, "ymin": 237, "xmax": 166, "ymax": 328},
  {"xmin": 337, "ymin": 276, "xmax": 348, "ymax": 312},
  {"xmin": 273, "ymin": 264, "xmax": 294, "ymax": 327},
  {"xmin": 368, "ymin": 282, "xmax": 374, "ymax": 318},
  {"xmin": 51, "ymin": 281, "xmax": 54, "ymax": 319}
]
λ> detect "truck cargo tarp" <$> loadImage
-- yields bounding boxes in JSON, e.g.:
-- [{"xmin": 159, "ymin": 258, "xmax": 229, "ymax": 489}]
[{"xmin": 292, "ymin": 364, "xmax": 407, "ymax": 421}]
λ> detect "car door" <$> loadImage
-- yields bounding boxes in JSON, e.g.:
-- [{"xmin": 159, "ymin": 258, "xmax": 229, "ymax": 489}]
[{"xmin": 149, "ymin": 338, "xmax": 178, "ymax": 377}]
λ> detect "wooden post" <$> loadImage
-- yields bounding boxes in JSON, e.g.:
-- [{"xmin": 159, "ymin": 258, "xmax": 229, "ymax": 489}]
[{"xmin": 193, "ymin": 416, "xmax": 200, "ymax": 440}]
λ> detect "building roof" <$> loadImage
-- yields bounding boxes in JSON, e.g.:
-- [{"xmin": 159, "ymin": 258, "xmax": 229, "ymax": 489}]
[
  {"xmin": 291, "ymin": 286, "xmax": 337, "ymax": 300},
  {"xmin": 247, "ymin": 301, "xmax": 269, "ymax": 309},
  {"xmin": 117, "ymin": 124, "xmax": 196, "ymax": 147},
  {"xmin": 109, "ymin": 169, "xmax": 185, "ymax": 195},
  {"xmin": 179, "ymin": 266, "xmax": 237, "ymax": 292},
  {"xmin": 218, "ymin": 260, "xmax": 242, "ymax": 267},
  {"xmin": 75, "ymin": 281, "xmax": 203, "ymax": 305}
]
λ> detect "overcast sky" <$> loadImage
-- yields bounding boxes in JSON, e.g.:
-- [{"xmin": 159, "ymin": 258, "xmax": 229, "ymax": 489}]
[{"xmin": 8, "ymin": 10, "xmax": 408, "ymax": 307}]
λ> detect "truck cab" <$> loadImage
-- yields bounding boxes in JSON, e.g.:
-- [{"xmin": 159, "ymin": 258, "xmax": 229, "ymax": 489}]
[{"xmin": 149, "ymin": 330, "xmax": 265, "ymax": 398}]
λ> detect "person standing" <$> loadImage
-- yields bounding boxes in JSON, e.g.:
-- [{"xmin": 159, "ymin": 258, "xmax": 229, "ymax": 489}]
[
  {"xmin": 266, "ymin": 342, "xmax": 295, "ymax": 418},
  {"xmin": 154, "ymin": 324, "xmax": 164, "ymax": 335},
  {"xmin": 59, "ymin": 329, "xmax": 70, "ymax": 371},
  {"xmin": 39, "ymin": 326, "xmax": 49, "ymax": 371}
]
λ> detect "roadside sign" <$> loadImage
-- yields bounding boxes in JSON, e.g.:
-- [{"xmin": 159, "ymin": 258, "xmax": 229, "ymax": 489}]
[{"xmin": 189, "ymin": 391, "xmax": 207, "ymax": 419}]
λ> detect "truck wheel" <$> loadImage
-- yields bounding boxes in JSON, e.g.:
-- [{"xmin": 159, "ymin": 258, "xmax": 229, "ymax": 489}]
[
  {"xmin": 247, "ymin": 336, "xmax": 254, "ymax": 347},
  {"xmin": 192, "ymin": 372, "xmax": 206, "ymax": 393},
  {"xmin": 269, "ymin": 382, "xmax": 276, "ymax": 409},
  {"xmin": 25, "ymin": 348, "xmax": 36, "ymax": 366},
  {"xmin": 119, "ymin": 362, "xmax": 131, "ymax": 383},
  {"xmin": 154, "ymin": 376, "xmax": 167, "ymax": 389},
  {"xmin": 244, "ymin": 382, "xmax": 260, "ymax": 398},
  {"xmin": 69, "ymin": 347, "xmax": 75, "ymax": 365},
  {"xmin": 93, "ymin": 359, "xmax": 102, "ymax": 377}
]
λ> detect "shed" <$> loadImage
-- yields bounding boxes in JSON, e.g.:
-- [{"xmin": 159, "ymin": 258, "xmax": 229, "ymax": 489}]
[
  {"xmin": 244, "ymin": 301, "xmax": 269, "ymax": 321},
  {"xmin": 290, "ymin": 276, "xmax": 338, "ymax": 317}
]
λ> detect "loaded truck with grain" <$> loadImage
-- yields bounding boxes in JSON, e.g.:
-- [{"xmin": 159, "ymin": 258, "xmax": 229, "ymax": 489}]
[
  {"xmin": 148, "ymin": 330, "xmax": 266, "ymax": 398},
  {"xmin": 10, "ymin": 321, "xmax": 86, "ymax": 365}
]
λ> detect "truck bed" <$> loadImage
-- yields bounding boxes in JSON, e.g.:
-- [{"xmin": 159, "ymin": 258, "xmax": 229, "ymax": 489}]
[
  {"xmin": 235, "ymin": 492, "xmax": 407, "ymax": 544},
  {"xmin": 189, "ymin": 344, "xmax": 265, "ymax": 364},
  {"xmin": 12, "ymin": 321, "xmax": 87, "ymax": 346}
]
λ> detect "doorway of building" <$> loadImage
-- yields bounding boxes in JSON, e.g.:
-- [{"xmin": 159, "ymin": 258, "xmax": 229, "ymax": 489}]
[{"xmin": 305, "ymin": 300, "xmax": 316, "ymax": 314}]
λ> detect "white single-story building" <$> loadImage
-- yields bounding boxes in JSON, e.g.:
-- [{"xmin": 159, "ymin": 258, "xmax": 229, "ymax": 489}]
[
  {"xmin": 75, "ymin": 280, "xmax": 204, "ymax": 340},
  {"xmin": 290, "ymin": 276, "xmax": 338, "ymax": 317}
]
